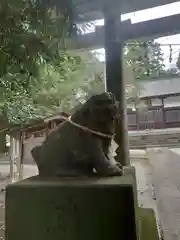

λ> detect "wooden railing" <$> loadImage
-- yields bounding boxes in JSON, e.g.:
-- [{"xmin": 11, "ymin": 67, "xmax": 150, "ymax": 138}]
[{"xmin": 127, "ymin": 106, "xmax": 180, "ymax": 130}]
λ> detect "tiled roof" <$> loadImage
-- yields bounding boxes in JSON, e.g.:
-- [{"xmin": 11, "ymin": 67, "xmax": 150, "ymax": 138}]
[{"xmin": 138, "ymin": 77, "xmax": 180, "ymax": 98}]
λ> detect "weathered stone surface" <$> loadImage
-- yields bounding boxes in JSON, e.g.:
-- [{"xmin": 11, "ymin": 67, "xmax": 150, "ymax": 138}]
[
  {"xmin": 147, "ymin": 148, "xmax": 180, "ymax": 240},
  {"xmin": 123, "ymin": 166, "xmax": 138, "ymax": 206},
  {"xmin": 32, "ymin": 92, "xmax": 122, "ymax": 177},
  {"xmin": 6, "ymin": 175, "xmax": 137, "ymax": 240},
  {"xmin": 129, "ymin": 129, "xmax": 180, "ymax": 149},
  {"xmin": 139, "ymin": 208, "xmax": 159, "ymax": 240}
]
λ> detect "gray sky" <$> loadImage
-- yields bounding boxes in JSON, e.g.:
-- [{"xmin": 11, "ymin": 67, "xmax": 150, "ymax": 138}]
[{"xmin": 92, "ymin": 1, "xmax": 180, "ymax": 68}]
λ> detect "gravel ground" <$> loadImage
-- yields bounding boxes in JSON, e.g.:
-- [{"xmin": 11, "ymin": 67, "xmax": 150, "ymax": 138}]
[{"xmin": 0, "ymin": 163, "xmax": 38, "ymax": 239}]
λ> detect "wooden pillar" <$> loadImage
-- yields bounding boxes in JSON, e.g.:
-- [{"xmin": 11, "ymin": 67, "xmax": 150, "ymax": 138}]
[
  {"xmin": 103, "ymin": 7, "xmax": 129, "ymax": 166},
  {"xmin": 45, "ymin": 126, "xmax": 48, "ymax": 138},
  {"xmin": 161, "ymin": 98, "xmax": 165, "ymax": 128},
  {"xmin": 15, "ymin": 136, "xmax": 21, "ymax": 181},
  {"xmin": 134, "ymin": 102, "xmax": 139, "ymax": 131},
  {"xmin": 19, "ymin": 132, "xmax": 24, "ymax": 180},
  {"xmin": 9, "ymin": 136, "xmax": 14, "ymax": 181}
]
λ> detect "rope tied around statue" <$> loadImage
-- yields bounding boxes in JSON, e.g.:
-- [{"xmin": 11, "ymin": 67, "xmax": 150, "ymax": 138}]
[
  {"xmin": 48, "ymin": 92, "xmax": 119, "ymax": 139},
  {"xmin": 57, "ymin": 114, "xmax": 115, "ymax": 139},
  {"xmin": 31, "ymin": 92, "xmax": 123, "ymax": 177}
]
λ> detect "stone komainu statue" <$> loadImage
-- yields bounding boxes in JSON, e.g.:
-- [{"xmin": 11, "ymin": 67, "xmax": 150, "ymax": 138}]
[{"xmin": 31, "ymin": 92, "xmax": 122, "ymax": 177}]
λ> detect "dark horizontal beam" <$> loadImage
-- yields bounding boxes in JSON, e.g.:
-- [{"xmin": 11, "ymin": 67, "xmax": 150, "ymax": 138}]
[
  {"xmin": 48, "ymin": 0, "xmax": 179, "ymax": 22},
  {"xmin": 124, "ymin": 13, "xmax": 180, "ymax": 40},
  {"xmin": 74, "ymin": 0, "xmax": 178, "ymax": 22},
  {"xmin": 66, "ymin": 13, "xmax": 180, "ymax": 50},
  {"xmin": 66, "ymin": 20, "xmax": 130, "ymax": 50},
  {"xmin": 140, "ymin": 92, "xmax": 180, "ymax": 100}
]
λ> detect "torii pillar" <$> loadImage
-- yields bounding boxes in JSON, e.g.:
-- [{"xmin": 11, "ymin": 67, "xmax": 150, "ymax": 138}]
[{"xmin": 103, "ymin": 6, "xmax": 129, "ymax": 166}]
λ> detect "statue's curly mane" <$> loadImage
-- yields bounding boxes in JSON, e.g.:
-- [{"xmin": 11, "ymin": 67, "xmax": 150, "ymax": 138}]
[
  {"xmin": 70, "ymin": 92, "xmax": 118, "ymax": 155},
  {"xmin": 71, "ymin": 92, "xmax": 118, "ymax": 136}
]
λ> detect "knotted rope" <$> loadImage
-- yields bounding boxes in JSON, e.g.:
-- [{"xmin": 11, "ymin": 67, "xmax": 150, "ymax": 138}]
[{"xmin": 58, "ymin": 115, "xmax": 114, "ymax": 139}]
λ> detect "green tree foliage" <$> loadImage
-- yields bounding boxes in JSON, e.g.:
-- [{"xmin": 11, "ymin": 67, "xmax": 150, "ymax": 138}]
[
  {"xmin": 0, "ymin": 0, "xmax": 105, "ymax": 124},
  {"xmin": 30, "ymin": 52, "xmax": 105, "ymax": 116},
  {"xmin": 124, "ymin": 39, "xmax": 165, "ymax": 80},
  {"xmin": 0, "ymin": 0, "xmax": 76, "ymax": 79},
  {"xmin": 0, "ymin": 0, "xmax": 165, "ymax": 126},
  {"xmin": 2, "ymin": 51, "xmax": 105, "ymax": 124}
]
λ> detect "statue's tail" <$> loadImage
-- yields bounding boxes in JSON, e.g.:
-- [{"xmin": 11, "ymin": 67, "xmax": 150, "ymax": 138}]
[{"xmin": 31, "ymin": 146, "xmax": 41, "ymax": 169}]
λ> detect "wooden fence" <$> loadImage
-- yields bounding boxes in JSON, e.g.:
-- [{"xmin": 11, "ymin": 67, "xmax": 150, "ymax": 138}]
[{"xmin": 127, "ymin": 106, "xmax": 180, "ymax": 130}]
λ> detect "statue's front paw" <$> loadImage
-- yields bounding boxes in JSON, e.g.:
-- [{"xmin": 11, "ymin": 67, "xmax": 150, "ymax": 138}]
[{"xmin": 116, "ymin": 162, "xmax": 123, "ymax": 169}]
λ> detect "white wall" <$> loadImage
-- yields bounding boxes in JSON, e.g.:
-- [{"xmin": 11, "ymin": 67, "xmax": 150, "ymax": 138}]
[{"xmin": 164, "ymin": 96, "xmax": 180, "ymax": 107}]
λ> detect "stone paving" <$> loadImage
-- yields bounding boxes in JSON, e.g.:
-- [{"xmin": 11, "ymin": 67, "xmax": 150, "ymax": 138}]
[{"xmin": 147, "ymin": 148, "xmax": 180, "ymax": 240}]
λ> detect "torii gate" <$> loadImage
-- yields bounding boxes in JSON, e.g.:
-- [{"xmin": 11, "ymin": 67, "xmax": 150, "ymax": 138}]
[
  {"xmin": 10, "ymin": 0, "xmax": 180, "ymax": 180},
  {"xmin": 65, "ymin": 0, "xmax": 180, "ymax": 166},
  {"xmin": 5, "ymin": 2, "xmax": 180, "ymax": 239}
]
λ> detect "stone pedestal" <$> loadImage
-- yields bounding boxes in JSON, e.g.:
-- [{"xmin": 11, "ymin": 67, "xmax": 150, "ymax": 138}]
[
  {"xmin": 148, "ymin": 148, "xmax": 180, "ymax": 240},
  {"xmin": 6, "ymin": 175, "xmax": 137, "ymax": 240}
]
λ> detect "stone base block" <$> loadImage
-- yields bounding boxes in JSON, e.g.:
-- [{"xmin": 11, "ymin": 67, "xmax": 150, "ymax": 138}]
[
  {"xmin": 6, "ymin": 175, "xmax": 137, "ymax": 240},
  {"xmin": 139, "ymin": 208, "xmax": 159, "ymax": 240}
]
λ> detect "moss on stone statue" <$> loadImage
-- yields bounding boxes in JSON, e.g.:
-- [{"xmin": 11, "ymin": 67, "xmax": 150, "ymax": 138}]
[
  {"xmin": 5, "ymin": 168, "xmax": 159, "ymax": 240},
  {"xmin": 139, "ymin": 208, "xmax": 159, "ymax": 240},
  {"xmin": 123, "ymin": 167, "xmax": 159, "ymax": 240},
  {"xmin": 5, "ymin": 175, "xmax": 137, "ymax": 240}
]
